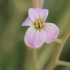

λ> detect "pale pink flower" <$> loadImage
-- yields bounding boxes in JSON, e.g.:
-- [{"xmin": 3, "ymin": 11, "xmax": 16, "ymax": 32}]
[{"xmin": 22, "ymin": 8, "xmax": 59, "ymax": 48}]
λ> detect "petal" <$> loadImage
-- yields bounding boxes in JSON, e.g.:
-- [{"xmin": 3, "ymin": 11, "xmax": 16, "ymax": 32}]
[
  {"xmin": 39, "ymin": 9, "xmax": 49, "ymax": 22},
  {"xmin": 28, "ymin": 8, "xmax": 49, "ymax": 22},
  {"xmin": 24, "ymin": 26, "xmax": 46, "ymax": 48},
  {"xmin": 44, "ymin": 23, "xmax": 59, "ymax": 43},
  {"xmin": 28, "ymin": 8, "xmax": 40, "ymax": 22},
  {"xmin": 21, "ymin": 17, "xmax": 32, "ymax": 26}
]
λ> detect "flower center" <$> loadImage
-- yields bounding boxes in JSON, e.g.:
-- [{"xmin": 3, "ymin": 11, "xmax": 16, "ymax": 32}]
[{"xmin": 34, "ymin": 20, "xmax": 44, "ymax": 29}]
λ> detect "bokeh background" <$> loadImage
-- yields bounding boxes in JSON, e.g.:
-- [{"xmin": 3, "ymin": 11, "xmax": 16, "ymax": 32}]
[{"xmin": 0, "ymin": 0, "xmax": 70, "ymax": 70}]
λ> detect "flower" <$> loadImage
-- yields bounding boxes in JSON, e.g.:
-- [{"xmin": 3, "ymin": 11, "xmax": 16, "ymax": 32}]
[{"xmin": 21, "ymin": 8, "xmax": 59, "ymax": 48}]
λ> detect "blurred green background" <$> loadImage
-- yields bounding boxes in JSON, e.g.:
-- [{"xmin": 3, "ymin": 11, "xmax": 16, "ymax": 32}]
[{"xmin": 0, "ymin": 0, "xmax": 70, "ymax": 70}]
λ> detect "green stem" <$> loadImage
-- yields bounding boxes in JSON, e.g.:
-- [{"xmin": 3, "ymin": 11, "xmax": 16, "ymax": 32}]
[
  {"xmin": 45, "ymin": 28, "xmax": 70, "ymax": 70},
  {"xmin": 57, "ymin": 61, "xmax": 70, "ymax": 66},
  {"xmin": 55, "ymin": 28, "xmax": 70, "ymax": 61},
  {"xmin": 32, "ymin": 49, "xmax": 38, "ymax": 70},
  {"xmin": 32, "ymin": 0, "xmax": 44, "ymax": 70},
  {"xmin": 54, "ymin": 39, "xmax": 62, "ymax": 44}
]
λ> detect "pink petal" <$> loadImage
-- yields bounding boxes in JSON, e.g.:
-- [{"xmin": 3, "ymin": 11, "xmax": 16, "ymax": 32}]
[
  {"xmin": 21, "ymin": 17, "xmax": 32, "ymax": 26},
  {"xmin": 24, "ymin": 26, "xmax": 46, "ymax": 48},
  {"xmin": 28, "ymin": 8, "xmax": 49, "ymax": 22},
  {"xmin": 44, "ymin": 23, "xmax": 59, "ymax": 43},
  {"xmin": 39, "ymin": 9, "xmax": 49, "ymax": 22}
]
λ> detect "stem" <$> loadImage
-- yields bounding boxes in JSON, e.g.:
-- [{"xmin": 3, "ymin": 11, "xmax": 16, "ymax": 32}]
[
  {"xmin": 45, "ymin": 28, "xmax": 70, "ymax": 70},
  {"xmin": 32, "ymin": 49, "xmax": 38, "ymax": 70},
  {"xmin": 32, "ymin": 0, "xmax": 44, "ymax": 70},
  {"xmin": 32, "ymin": 0, "xmax": 44, "ymax": 8},
  {"xmin": 55, "ymin": 28, "xmax": 70, "ymax": 61},
  {"xmin": 54, "ymin": 39, "xmax": 62, "ymax": 44},
  {"xmin": 57, "ymin": 61, "xmax": 70, "ymax": 66}
]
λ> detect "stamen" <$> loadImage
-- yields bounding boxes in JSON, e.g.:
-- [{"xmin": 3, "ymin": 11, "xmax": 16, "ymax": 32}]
[
  {"xmin": 34, "ymin": 20, "xmax": 43, "ymax": 29},
  {"xmin": 38, "ymin": 20, "xmax": 41, "ymax": 24},
  {"xmin": 36, "ymin": 21, "xmax": 38, "ymax": 28},
  {"xmin": 40, "ymin": 24, "xmax": 42, "ymax": 28}
]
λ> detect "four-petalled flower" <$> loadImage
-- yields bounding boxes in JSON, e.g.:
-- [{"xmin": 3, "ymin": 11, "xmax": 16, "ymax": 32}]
[{"xmin": 22, "ymin": 8, "xmax": 59, "ymax": 48}]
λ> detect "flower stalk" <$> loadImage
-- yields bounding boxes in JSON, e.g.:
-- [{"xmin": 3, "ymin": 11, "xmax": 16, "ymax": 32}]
[
  {"xmin": 32, "ymin": 0, "xmax": 44, "ymax": 70},
  {"xmin": 45, "ymin": 28, "xmax": 70, "ymax": 70},
  {"xmin": 54, "ymin": 39, "xmax": 62, "ymax": 44},
  {"xmin": 57, "ymin": 61, "xmax": 70, "ymax": 66},
  {"xmin": 32, "ymin": 49, "xmax": 39, "ymax": 70},
  {"xmin": 32, "ymin": 0, "xmax": 44, "ymax": 8}
]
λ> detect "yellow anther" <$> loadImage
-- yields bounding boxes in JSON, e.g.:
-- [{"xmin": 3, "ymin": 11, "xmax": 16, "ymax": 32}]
[
  {"xmin": 38, "ymin": 20, "xmax": 41, "ymax": 24},
  {"xmin": 40, "ymin": 24, "xmax": 43, "ymax": 28},
  {"xmin": 36, "ymin": 21, "xmax": 38, "ymax": 28},
  {"xmin": 36, "ymin": 24, "xmax": 38, "ymax": 28},
  {"xmin": 34, "ymin": 20, "xmax": 43, "ymax": 29}
]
